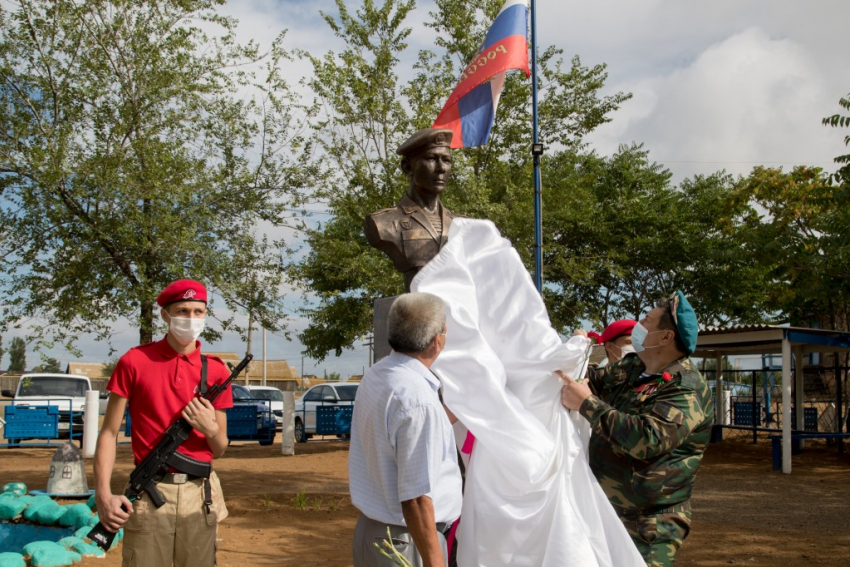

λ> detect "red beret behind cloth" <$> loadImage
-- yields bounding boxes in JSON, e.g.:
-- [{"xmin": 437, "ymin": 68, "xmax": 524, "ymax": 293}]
[
  {"xmin": 600, "ymin": 319, "xmax": 637, "ymax": 344},
  {"xmin": 156, "ymin": 279, "xmax": 207, "ymax": 307}
]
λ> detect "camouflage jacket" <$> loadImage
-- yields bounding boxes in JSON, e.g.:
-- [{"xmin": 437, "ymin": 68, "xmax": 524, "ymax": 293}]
[{"xmin": 579, "ymin": 353, "xmax": 714, "ymax": 514}]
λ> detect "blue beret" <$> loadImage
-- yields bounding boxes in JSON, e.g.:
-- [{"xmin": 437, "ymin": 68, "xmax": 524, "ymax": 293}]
[{"xmin": 670, "ymin": 290, "xmax": 698, "ymax": 354}]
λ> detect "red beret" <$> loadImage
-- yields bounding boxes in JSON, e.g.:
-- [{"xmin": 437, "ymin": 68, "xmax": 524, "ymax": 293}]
[
  {"xmin": 156, "ymin": 279, "xmax": 207, "ymax": 307},
  {"xmin": 600, "ymin": 319, "xmax": 637, "ymax": 344}
]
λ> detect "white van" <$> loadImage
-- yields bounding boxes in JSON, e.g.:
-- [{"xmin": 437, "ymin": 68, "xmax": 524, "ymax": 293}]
[{"xmin": 2, "ymin": 373, "xmax": 102, "ymax": 437}]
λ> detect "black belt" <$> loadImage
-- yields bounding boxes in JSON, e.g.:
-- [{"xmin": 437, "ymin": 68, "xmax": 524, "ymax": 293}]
[
  {"xmin": 436, "ymin": 522, "xmax": 453, "ymax": 536},
  {"xmin": 159, "ymin": 472, "xmax": 204, "ymax": 484}
]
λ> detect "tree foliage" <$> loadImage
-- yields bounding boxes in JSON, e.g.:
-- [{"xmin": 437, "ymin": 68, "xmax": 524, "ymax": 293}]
[
  {"xmin": 0, "ymin": 0, "xmax": 309, "ymax": 351},
  {"xmin": 728, "ymin": 165, "xmax": 850, "ymax": 330},
  {"xmin": 822, "ymin": 92, "xmax": 850, "ymax": 185},
  {"xmin": 542, "ymin": 144, "xmax": 770, "ymax": 332},
  {"xmin": 33, "ymin": 357, "xmax": 62, "ymax": 373},
  {"xmin": 101, "ymin": 356, "xmax": 119, "ymax": 378},
  {"xmin": 8, "ymin": 336, "xmax": 25, "ymax": 373},
  {"xmin": 290, "ymin": 0, "xmax": 630, "ymax": 359}
]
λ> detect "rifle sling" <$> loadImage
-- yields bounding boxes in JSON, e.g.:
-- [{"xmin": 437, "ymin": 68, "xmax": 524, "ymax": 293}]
[{"xmin": 200, "ymin": 354, "xmax": 208, "ymax": 396}]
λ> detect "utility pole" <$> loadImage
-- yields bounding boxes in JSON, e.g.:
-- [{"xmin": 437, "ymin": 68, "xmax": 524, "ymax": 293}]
[
  {"xmin": 262, "ymin": 326, "xmax": 267, "ymax": 386},
  {"xmin": 245, "ymin": 313, "xmax": 253, "ymax": 384},
  {"xmin": 364, "ymin": 334, "xmax": 374, "ymax": 368}
]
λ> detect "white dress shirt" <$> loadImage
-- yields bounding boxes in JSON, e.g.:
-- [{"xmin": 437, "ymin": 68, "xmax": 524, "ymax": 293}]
[{"xmin": 349, "ymin": 351, "xmax": 462, "ymax": 526}]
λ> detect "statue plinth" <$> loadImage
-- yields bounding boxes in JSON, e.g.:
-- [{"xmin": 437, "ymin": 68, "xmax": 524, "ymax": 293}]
[{"xmin": 371, "ymin": 296, "xmax": 398, "ymax": 363}]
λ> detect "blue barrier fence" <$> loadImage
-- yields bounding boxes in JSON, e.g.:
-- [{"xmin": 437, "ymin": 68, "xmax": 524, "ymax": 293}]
[{"xmin": 1, "ymin": 399, "xmax": 83, "ymax": 448}]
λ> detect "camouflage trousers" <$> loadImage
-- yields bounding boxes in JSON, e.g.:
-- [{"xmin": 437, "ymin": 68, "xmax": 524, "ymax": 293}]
[{"xmin": 618, "ymin": 501, "xmax": 691, "ymax": 567}]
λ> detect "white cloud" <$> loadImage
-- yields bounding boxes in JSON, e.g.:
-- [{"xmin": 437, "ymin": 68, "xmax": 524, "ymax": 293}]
[{"xmin": 585, "ymin": 26, "xmax": 847, "ymax": 181}]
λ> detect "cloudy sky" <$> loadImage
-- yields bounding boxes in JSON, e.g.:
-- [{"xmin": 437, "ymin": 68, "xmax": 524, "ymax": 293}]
[{"xmin": 5, "ymin": 0, "xmax": 849, "ymax": 376}]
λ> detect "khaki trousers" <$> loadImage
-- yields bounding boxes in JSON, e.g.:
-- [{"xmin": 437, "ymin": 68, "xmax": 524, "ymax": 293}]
[{"xmin": 121, "ymin": 471, "xmax": 227, "ymax": 567}]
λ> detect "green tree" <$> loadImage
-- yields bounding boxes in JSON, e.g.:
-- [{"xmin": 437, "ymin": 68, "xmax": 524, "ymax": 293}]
[
  {"xmin": 291, "ymin": 0, "xmax": 629, "ymax": 359},
  {"xmin": 730, "ymin": 165, "xmax": 849, "ymax": 330},
  {"xmin": 33, "ymin": 357, "xmax": 62, "ymax": 373},
  {"xmin": 540, "ymin": 144, "xmax": 770, "ymax": 333},
  {"xmin": 822, "ymin": 92, "xmax": 850, "ymax": 185},
  {"xmin": 101, "ymin": 356, "xmax": 119, "ymax": 378},
  {"xmin": 820, "ymin": 92, "xmax": 850, "ymax": 276},
  {"xmin": 543, "ymin": 145, "xmax": 678, "ymax": 329},
  {"xmin": 8, "ymin": 337, "xmax": 26, "ymax": 373},
  {"xmin": 677, "ymin": 170, "xmax": 774, "ymax": 327},
  {"xmin": 0, "ymin": 0, "xmax": 308, "ymax": 352}
]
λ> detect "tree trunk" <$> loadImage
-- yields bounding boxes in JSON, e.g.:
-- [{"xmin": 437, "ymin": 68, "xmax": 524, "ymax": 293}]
[{"xmin": 139, "ymin": 301, "xmax": 154, "ymax": 345}]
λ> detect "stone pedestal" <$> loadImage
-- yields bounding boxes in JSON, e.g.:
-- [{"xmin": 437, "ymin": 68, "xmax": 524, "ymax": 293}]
[{"xmin": 372, "ymin": 296, "xmax": 398, "ymax": 364}]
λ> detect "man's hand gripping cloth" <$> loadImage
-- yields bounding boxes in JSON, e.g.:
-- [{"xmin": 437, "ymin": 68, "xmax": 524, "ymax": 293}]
[{"xmin": 412, "ymin": 219, "xmax": 644, "ymax": 567}]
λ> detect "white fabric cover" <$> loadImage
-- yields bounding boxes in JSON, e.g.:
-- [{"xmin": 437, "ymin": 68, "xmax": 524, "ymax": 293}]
[{"xmin": 412, "ymin": 218, "xmax": 644, "ymax": 567}]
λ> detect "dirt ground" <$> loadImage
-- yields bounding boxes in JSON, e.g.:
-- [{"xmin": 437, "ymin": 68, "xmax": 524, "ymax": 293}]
[{"xmin": 1, "ymin": 436, "xmax": 848, "ymax": 566}]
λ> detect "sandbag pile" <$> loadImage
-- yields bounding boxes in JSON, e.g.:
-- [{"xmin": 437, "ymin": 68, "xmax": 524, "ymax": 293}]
[{"xmin": 0, "ymin": 482, "xmax": 123, "ymax": 566}]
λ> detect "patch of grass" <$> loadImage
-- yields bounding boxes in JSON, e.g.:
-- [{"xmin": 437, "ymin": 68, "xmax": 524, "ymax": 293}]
[
  {"xmin": 291, "ymin": 489, "xmax": 309, "ymax": 510},
  {"xmin": 311, "ymin": 497, "xmax": 323, "ymax": 512},
  {"xmin": 260, "ymin": 492, "xmax": 275, "ymax": 510},
  {"xmin": 327, "ymin": 497, "xmax": 345, "ymax": 511}
]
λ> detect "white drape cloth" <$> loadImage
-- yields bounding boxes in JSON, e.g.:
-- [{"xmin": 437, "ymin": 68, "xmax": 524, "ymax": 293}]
[{"xmin": 412, "ymin": 218, "xmax": 644, "ymax": 567}]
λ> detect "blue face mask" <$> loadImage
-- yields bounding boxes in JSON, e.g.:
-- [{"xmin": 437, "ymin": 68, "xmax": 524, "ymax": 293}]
[{"xmin": 631, "ymin": 322, "xmax": 664, "ymax": 353}]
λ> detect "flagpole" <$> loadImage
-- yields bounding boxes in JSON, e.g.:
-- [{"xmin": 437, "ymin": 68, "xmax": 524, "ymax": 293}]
[{"xmin": 530, "ymin": 0, "xmax": 543, "ymax": 292}]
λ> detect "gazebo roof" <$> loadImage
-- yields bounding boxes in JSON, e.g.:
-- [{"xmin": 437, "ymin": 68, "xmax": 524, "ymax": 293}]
[{"xmin": 694, "ymin": 325, "xmax": 850, "ymax": 357}]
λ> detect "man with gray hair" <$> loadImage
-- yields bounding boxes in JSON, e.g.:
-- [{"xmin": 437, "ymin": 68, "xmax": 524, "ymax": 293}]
[{"xmin": 349, "ymin": 292, "xmax": 462, "ymax": 567}]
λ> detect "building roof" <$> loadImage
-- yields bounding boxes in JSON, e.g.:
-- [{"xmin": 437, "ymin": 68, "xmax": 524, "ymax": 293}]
[
  {"xmin": 205, "ymin": 353, "xmax": 299, "ymax": 379},
  {"xmin": 694, "ymin": 325, "xmax": 850, "ymax": 357},
  {"xmin": 67, "ymin": 362, "xmax": 107, "ymax": 378}
]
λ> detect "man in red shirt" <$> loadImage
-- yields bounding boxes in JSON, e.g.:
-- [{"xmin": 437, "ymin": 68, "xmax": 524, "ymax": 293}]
[{"xmin": 94, "ymin": 279, "xmax": 233, "ymax": 567}]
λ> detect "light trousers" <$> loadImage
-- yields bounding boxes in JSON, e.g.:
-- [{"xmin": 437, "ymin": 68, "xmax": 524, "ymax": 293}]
[
  {"xmin": 352, "ymin": 512, "xmax": 448, "ymax": 567},
  {"xmin": 121, "ymin": 471, "xmax": 227, "ymax": 567}
]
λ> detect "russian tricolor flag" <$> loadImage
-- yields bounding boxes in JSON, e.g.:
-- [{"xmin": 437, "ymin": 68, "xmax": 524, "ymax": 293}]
[{"xmin": 432, "ymin": 0, "xmax": 530, "ymax": 148}]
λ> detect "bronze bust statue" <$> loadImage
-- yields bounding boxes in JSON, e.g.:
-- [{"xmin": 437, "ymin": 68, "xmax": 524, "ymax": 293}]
[{"xmin": 364, "ymin": 128, "xmax": 457, "ymax": 291}]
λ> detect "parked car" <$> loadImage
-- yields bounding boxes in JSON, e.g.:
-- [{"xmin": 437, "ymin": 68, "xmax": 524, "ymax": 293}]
[
  {"xmin": 2, "ymin": 373, "xmax": 107, "ymax": 439},
  {"xmin": 244, "ymin": 386, "xmax": 285, "ymax": 430},
  {"xmin": 227, "ymin": 384, "xmax": 276, "ymax": 446},
  {"xmin": 294, "ymin": 383, "xmax": 359, "ymax": 442}
]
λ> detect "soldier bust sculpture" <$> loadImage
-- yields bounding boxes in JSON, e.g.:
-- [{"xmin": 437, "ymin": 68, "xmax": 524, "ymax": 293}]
[{"xmin": 364, "ymin": 128, "xmax": 457, "ymax": 291}]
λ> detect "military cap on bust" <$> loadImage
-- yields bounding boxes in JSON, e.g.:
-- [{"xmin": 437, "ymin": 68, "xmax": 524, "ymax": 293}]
[
  {"xmin": 396, "ymin": 128, "xmax": 453, "ymax": 156},
  {"xmin": 669, "ymin": 290, "xmax": 698, "ymax": 354}
]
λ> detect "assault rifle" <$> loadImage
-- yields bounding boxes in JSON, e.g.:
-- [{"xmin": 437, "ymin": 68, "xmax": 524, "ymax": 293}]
[{"xmin": 89, "ymin": 354, "xmax": 253, "ymax": 549}]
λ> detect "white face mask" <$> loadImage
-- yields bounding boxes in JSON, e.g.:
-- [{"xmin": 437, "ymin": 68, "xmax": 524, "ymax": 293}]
[
  {"xmin": 617, "ymin": 344, "xmax": 636, "ymax": 357},
  {"xmin": 167, "ymin": 315, "xmax": 206, "ymax": 346},
  {"xmin": 631, "ymin": 322, "xmax": 665, "ymax": 353}
]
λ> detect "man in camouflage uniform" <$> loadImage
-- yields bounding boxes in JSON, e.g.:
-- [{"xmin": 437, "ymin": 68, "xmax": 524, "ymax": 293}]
[{"xmin": 560, "ymin": 291, "xmax": 714, "ymax": 566}]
